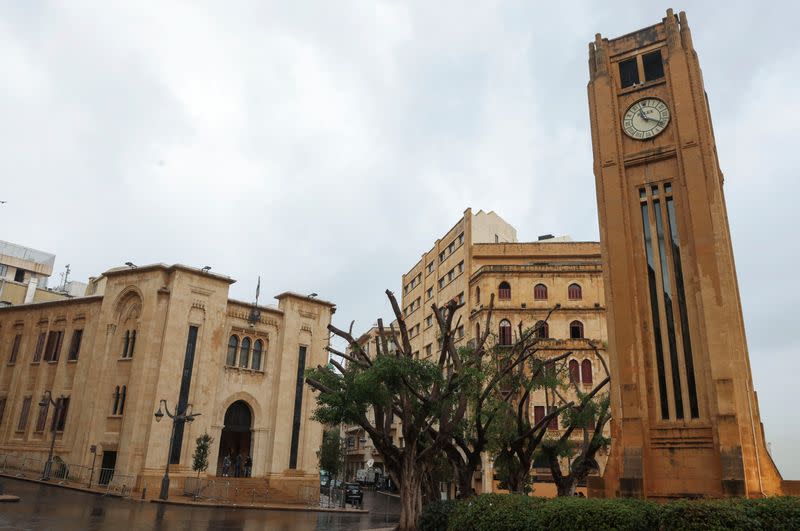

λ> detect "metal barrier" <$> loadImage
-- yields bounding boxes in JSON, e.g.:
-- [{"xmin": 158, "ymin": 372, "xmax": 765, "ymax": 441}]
[{"xmin": 0, "ymin": 453, "xmax": 133, "ymax": 497}]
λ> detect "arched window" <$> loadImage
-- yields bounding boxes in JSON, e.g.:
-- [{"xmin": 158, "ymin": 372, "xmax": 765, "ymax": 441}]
[
  {"xmin": 570, "ymin": 320, "xmax": 584, "ymax": 339},
  {"xmin": 226, "ymin": 335, "xmax": 239, "ymax": 366},
  {"xmin": 475, "ymin": 322, "xmax": 481, "ymax": 340},
  {"xmin": 122, "ymin": 331, "xmax": 130, "ymax": 358},
  {"xmin": 499, "ymin": 319, "xmax": 512, "ymax": 346},
  {"xmin": 476, "ymin": 286, "xmax": 481, "ymax": 304},
  {"xmin": 252, "ymin": 340, "xmax": 263, "ymax": 371},
  {"xmin": 581, "ymin": 359, "xmax": 593, "ymax": 385},
  {"xmin": 568, "ymin": 283, "xmax": 582, "ymax": 300},
  {"xmin": 569, "ymin": 360, "xmax": 580, "ymax": 383},
  {"xmin": 498, "ymin": 281, "xmax": 511, "ymax": 300},
  {"xmin": 129, "ymin": 330, "xmax": 136, "ymax": 357},
  {"xmin": 113, "ymin": 386, "xmax": 120, "ymax": 414},
  {"xmin": 534, "ymin": 320, "xmax": 549, "ymax": 339},
  {"xmin": 534, "ymin": 283, "xmax": 548, "ymax": 300},
  {"xmin": 239, "ymin": 337, "xmax": 251, "ymax": 368}
]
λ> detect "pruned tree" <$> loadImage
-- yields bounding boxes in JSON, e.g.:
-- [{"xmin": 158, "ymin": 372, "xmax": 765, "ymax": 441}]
[
  {"xmin": 306, "ymin": 290, "xmax": 476, "ymax": 531},
  {"xmin": 540, "ymin": 343, "xmax": 611, "ymax": 496},
  {"xmin": 485, "ymin": 320, "xmax": 581, "ymax": 494},
  {"xmin": 436, "ymin": 304, "xmax": 560, "ymax": 498}
]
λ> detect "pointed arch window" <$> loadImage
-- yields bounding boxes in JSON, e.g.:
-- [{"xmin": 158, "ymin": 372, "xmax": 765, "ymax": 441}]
[
  {"xmin": 226, "ymin": 335, "xmax": 239, "ymax": 366},
  {"xmin": 568, "ymin": 283, "xmax": 582, "ymax": 300},
  {"xmin": 569, "ymin": 360, "xmax": 580, "ymax": 383},
  {"xmin": 569, "ymin": 320, "xmax": 584, "ymax": 339},
  {"xmin": 499, "ymin": 319, "xmax": 512, "ymax": 346},
  {"xmin": 534, "ymin": 320, "xmax": 549, "ymax": 339},
  {"xmin": 239, "ymin": 337, "xmax": 251, "ymax": 368},
  {"xmin": 122, "ymin": 331, "xmax": 130, "ymax": 358},
  {"xmin": 128, "ymin": 330, "xmax": 137, "ymax": 357},
  {"xmin": 476, "ymin": 286, "xmax": 481, "ymax": 304},
  {"xmin": 581, "ymin": 360, "xmax": 593, "ymax": 386},
  {"xmin": 252, "ymin": 340, "xmax": 263, "ymax": 371},
  {"xmin": 534, "ymin": 284, "xmax": 548, "ymax": 300},
  {"xmin": 475, "ymin": 322, "xmax": 481, "ymax": 340},
  {"xmin": 498, "ymin": 281, "xmax": 511, "ymax": 300}
]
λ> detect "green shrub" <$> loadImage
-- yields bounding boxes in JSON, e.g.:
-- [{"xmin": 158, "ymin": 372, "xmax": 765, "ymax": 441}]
[
  {"xmin": 436, "ymin": 494, "xmax": 800, "ymax": 531},
  {"xmin": 446, "ymin": 493, "xmax": 545, "ymax": 531},
  {"xmin": 419, "ymin": 500, "xmax": 457, "ymax": 531}
]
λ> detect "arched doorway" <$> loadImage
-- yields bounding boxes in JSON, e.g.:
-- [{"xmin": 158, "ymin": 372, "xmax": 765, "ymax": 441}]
[{"xmin": 217, "ymin": 400, "xmax": 253, "ymax": 476}]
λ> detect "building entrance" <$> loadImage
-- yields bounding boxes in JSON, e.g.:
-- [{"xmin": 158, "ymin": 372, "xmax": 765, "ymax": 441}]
[{"xmin": 217, "ymin": 400, "xmax": 253, "ymax": 476}]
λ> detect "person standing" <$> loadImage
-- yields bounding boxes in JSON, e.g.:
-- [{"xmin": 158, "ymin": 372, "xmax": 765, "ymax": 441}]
[
  {"xmin": 222, "ymin": 454, "xmax": 231, "ymax": 477},
  {"xmin": 245, "ymin": 455, "xmax": 252, "ymax": 477},
  {"xmin": 234, "ymin": 453, "xmax": 242, "ymax": 478}
]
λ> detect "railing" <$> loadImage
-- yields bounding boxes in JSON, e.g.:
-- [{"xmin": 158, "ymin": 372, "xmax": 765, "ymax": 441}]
[{"xmin": 0, "ymin": 453, "xmax": 134, "ymax": 497}]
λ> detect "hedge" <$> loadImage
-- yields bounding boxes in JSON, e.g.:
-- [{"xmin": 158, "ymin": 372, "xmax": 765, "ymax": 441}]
[{"xmin": 419, "ymin": 494, "xmax": 800, "ymax": 531}]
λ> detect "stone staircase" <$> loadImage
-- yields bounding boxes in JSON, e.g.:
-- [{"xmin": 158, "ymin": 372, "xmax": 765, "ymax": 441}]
[{"xmin": 190, "ymin": 476, "xmax": 307, "ymax": 505}]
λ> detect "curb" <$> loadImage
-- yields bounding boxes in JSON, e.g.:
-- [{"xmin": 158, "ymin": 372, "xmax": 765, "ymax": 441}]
[{"xmin": 151, "ymin": 498, "xmax": 369, "ymax": 514}]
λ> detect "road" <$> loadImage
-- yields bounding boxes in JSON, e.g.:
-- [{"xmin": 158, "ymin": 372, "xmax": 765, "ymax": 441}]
[{"xmin": 0, "ymin": 477, "xmax": 400, "ymax": 530}]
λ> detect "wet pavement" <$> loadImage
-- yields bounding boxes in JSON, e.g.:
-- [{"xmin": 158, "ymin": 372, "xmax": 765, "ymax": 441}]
[{"xmin": 0, "ymin": 478, "xmax": 400, "ymax": 530}]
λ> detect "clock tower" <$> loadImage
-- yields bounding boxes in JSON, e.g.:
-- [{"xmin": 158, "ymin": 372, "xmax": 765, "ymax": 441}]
[{"xmin": 587, "ymin": 10, "xmax": 783, "ymax": 498}]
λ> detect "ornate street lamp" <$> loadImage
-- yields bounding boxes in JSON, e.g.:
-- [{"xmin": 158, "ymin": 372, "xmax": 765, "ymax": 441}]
[
  {"xmin": 154, "ymin": 399, "xmax": 201, "ymax": 500},
  {"xmin": 40, "ymin": 391, "xmax": 64, "ymax": 481}
]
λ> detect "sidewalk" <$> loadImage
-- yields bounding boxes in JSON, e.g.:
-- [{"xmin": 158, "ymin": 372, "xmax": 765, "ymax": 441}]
[
  {"xmin": 1, "ymin": 472, "xmax": 368, "ymax": 514},
  {"xmin": 153, "ymin": 497, "xmax": 368, "ymax": 514}
]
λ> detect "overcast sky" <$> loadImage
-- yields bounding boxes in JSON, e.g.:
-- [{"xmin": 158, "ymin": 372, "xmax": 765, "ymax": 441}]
[{"xmin": 1, "ymin": 2, "xmax": 798, "ymax": 478}]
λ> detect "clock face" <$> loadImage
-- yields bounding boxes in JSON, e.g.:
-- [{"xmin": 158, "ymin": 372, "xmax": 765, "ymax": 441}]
[{"xmin": 622, "ymin": 98, "xmax": 670, "ymax": 140}]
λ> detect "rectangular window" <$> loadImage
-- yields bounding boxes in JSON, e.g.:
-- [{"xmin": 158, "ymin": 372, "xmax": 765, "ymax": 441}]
[
  {"xmin": 17, "ymin": 396, "xmax": 31, "ymax": 432},
  {"xmin": 171, "ymin": 326, "xmax": 198, "ymax": 464},
  {"xmin": 14, "ymin": 268, "xmax": 25, "ymax": 282},
  {"xmin": 457, "ymin": 261, "xmax": 464, "ymax": 274},
  {"xmin": 643, "ymin": 50, "xmax": 665, "ymax": 82},
  {"xmin": 289, "ymin": 346, "xmax": 307, "ymax": 469},
  {"xmin": 8, "ymin": 334, "xmax": 21, "ymax": 364},
  {"xmin": 438, "ymin": 278, "xmax": 445, "ymax": 289},
  {"xmin": 458, "ymin": 292, "xmax": 464, "ymax": 304},
  {"xmin": 33, "ymin": 332, "xmax": 46, "ymax": 362},
  {"xmin": 534, "ymin": 405, "xmax": 545, "ymax": 425},
  {"xmin": 35, "ymin": 401, "xmax": 49, "ymax": 432},
  {"xmin": 641, "ymin": 202, "xmax": 670, "ymax": 420},
  {"xmin": 67, "ymin": 330, "xmax": 83, "ymax": 361},
  {"xmin": 425, "ymin": 315, "xmax": 432, "ymax": 328},
  {"xmin": 426, "ymin": 288, "xmax": 433, "ymax": 300},
  {"xmin": 439, "ymin": 251, "xmax": 445, "ymax": 263},
  {"xmin": 654, "ymin": 199, "xmax": 684, "ymax": 420},
  {"xmin": 619, "ymin": 57, "xmax": 639, "ymax": 88},
  {"xmin": 425, "ymin": 344, "xmax": 432, "ymax": 357},
  {"xmin": 426, "ymin": 261, "xmax": 434, "ymax": 274},
  {"xmin": 0, "ymin": 397, "xmax": 5, "ymax": 426},
  {"xmin": 547, "ymin": 406, "xmax": 559, "ymax": 430},
  {"xmin": 667, "ymin": 197, "xmax": 700, "ymax": 419},
  {"xmin": 457, "ymin": 325, "xmax": 464, "ymax": 339},
  {"xmin": 458, "ymin": 233, "xmax": 464, "ymax": 246},
  {"xmin": 44, "ymin": 331, "xmax": 64, "ymax": 362},
  {"xmin": 54, "ymin": 397, "xmax": 70, "ymax": 431}
]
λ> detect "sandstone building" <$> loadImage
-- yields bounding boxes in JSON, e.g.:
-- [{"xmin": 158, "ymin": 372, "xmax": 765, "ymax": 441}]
[
  {"xmin": 588, "ymin": 9, "xmax": 783, "ymax": 498},
  {"xmin": 0, "ymin": 262, "xmax": 334, "ymax": 499}
]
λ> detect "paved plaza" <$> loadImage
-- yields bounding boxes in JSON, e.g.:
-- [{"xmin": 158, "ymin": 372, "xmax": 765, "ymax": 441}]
[{"xmin": 0, "ymin": 478, "xmax": 400, "ymax": 530}]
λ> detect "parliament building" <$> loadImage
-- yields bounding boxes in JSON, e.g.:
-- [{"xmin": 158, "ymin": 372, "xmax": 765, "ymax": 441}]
[{"xmin": 0, "ymin": 263, "xmax": 334, "ymax": 500}]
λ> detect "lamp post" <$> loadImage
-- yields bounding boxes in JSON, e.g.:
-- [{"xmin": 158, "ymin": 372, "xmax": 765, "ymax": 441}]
[
  {"xmin": 40, "ymin": 391, "xmax": 64, "ymax": 481},
  {"xmin": 154, "ymin": 399, "xmax": 200, "ymax": 500}
]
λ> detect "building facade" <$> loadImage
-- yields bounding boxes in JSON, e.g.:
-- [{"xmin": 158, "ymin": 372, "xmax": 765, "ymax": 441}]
[
  {"xmin": 0, "ymin": 240, "xmax": 72, "ymax": 307},
  {"xmin": 0, "ymin": 263, "xmax": 334, "ymax": 500},
  {"xmin": 588, "ymin": 10, "xmax": 783, "ymax": 498},
  {"xmin": 397, "ymin": 210, "xmax": 611, "ymax": 496}
]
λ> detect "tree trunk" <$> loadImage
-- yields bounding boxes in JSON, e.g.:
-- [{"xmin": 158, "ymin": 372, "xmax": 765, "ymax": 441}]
[
  {"xmin": 397, "ymin": 454, "xmax": 425, "ymax": 531},
  {"xmin": 556, "ymin": 477, "xmax": 577, "ymax": 497}
]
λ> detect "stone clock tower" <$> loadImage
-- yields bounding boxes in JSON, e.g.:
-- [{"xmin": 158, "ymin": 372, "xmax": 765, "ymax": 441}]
[{"xmin": 587, "ymin": 10, "xmax": 783, "ymax": 498}]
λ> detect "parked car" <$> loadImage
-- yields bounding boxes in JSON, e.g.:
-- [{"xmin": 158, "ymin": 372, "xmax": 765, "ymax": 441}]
[{"xmin": 344, "ymin": 482, "xmax": 363, "ymax": 506}]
